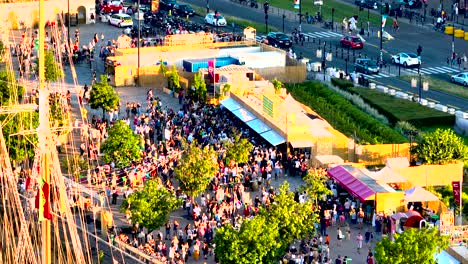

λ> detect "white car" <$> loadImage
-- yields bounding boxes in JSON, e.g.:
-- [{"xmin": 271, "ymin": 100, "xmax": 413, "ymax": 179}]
[
  {"xmin": 204, "ymin": 13, "xmax": 227, "ymax": 27},
  {"xmin": 391, "ymin": 52, "xmax": 421, "ymax": 67},
  {"xmin": 451, "ymin": 72, "xmax": 468, "ymax": 86},
  {"xmin": 109, "ymin": 14, "xmax": 133, "ymax": 28}
]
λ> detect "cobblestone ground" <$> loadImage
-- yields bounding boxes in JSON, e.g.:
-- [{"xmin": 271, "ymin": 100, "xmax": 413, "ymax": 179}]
[{"xmin": 61, "ymin": 21, "xmax": 379, "ymax": 264}]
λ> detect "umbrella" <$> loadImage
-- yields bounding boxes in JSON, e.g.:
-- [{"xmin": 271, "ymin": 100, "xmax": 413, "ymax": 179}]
[{"xmin": 391, "ymin": 212, "xmax": 407, "ymax": 220}]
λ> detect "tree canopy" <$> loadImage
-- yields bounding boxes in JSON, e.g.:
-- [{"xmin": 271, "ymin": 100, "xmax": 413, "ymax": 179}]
[
  {"xmin": 174, "ymin": 140, "xmax": 219, "ymax": 197},
  {"xmin": 192, "ymin": 72, "xmax": 207, "ymax": 101},
  {"xmin": 43, "ymin": 50, "xmax": 64, "ymax": 82},
  {"xmin": 214, "ymin": 183, "xmax": 318, "ymax": 263},
  {"xmin": 0, "ymin": 69, "xmax": 34, "ymax": 162},
  {"xmin": 89, "ymin": 75, "xmax": 120, "ymax": 117},
  {"xmin": 375, "ymin": 227, "xmax": 449, "ymax": 264},
  {"xmin": 167, "ymin": 65, "xmax": 181, "ymax": 93},
  {"xmin": 413, "ymin": 128, "xmax": 468, "ymax": 165},
  {"xmin": 223, "ymin": 131, "xmax": 253, "ymax": 165},
  {"xmin": 120, "ymin": 179, "xmax": 182, "ymax": 232},
  {"xmin": 299, "ymin": 170, "xmax": 333, "ymax": 205},
  {"xmin": 100, "ymin": 120, "xmax": 141, "ymax": 167},
  {"xmin": 0, "ymin": 69, "xmax": 24, "ymax": 106}
]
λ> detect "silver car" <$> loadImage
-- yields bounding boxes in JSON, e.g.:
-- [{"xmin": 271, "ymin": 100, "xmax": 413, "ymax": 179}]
[{"xmin": 451, "ymin": 72, "xmax": 468, "ymax": 86}]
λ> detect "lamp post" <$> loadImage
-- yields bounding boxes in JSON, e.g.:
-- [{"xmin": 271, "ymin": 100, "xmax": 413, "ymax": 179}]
[
  {"xmin": 299, "ymin": 0, "xmax": 302, "ymax": 32},
  {"xmin": 412, "ymin": 63, "xmax": 429, "ymax": 103},
  {"xmin": 264, "ymin": 2, "xmax": 269, "ymax": 33},
  {"xmin": 137, "ymin": 0, "xmax": 141, "ymax": 86},
  {"xmin": 282, "ymin": 14, "xmax": 286, "ymax": 32},
  {"xmin": 67, "ymin": 0, "xmax": 70, "ymax": 43},
  {"xmin": 379, "ymin": 0, "xmax": 383, "ymax": 64},
  {"xmin": 403, "ymin": 129, "xmax": 418, "ymax": 165},
  {"xmin": 367, "ymin": 7, "xmax": 370, "ymax": 36},
  {"xmin": 331, "ymin": 8, "xmax": 335, "ymax": 31}
]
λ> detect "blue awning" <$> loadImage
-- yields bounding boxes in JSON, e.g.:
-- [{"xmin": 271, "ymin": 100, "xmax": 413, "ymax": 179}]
[
  {"xmin": 260, "ymin": 130, "xmax": 286, "ymax": 146},
  {"xmin": 220, "ymin": 97, "xmax": 242, "ymax": 112},
  {"xmin": 246, "ymin": 118, "xmax": 271, "ymax": 134},
  {"xmin": 221, "ymin": 97, "xmax": 286, "ymax": 146},
  {"xmin": 232, "ymin": 108, "xmax": 256, "ymax": 122}
]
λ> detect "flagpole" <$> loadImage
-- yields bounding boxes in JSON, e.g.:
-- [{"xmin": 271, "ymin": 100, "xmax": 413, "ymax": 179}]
[
  {"xmin": 213, "ymin": 58, "xmax": 216, "ymax": 98},
  {"xmin": 38, "ymin": 0, "xmax": 52, "ymax": 262}
]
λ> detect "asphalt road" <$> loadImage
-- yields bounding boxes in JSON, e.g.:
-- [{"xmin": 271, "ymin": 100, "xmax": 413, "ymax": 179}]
[{"xmin": 183, "ymin": 0, "xmax": 468, "ymax": 111}]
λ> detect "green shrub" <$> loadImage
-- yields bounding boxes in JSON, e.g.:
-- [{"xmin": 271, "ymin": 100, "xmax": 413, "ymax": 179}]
[
  {"xmin": 331, "ymin": 78, "xmax": 354, "ymax": 90},
  {"xmin": 287, "ymin": 82, "xmax": 407, "ymax": 144},
  {"xmin": 347, "ymin": 88, "xmax": 455, "ymax": 127}
]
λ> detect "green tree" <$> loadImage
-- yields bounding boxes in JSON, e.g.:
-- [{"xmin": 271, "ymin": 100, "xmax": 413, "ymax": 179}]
[
  {"xmin": 43, "ymin": 50, "xmax": 64, "ymax": 82},
  {"xmin": 174, "ymin": 140, "xmax": 219, "ymax": 198},
  {"xmin": 120, "ymin": 179, "xmax": 182, "ymax": 232},
  {"xmin": 89, "ymin": 75, "xmax": 120, "ymax": 118},
  {"xmin": 192, "ymin": 72, "xmax": 207, "ymax": 101},
  {"xmin": 167, "ymin": 65, "xmax": 181, "ymax": 93},
  {"xmin": 375, "ymin": 227, "xmax": 449, "ymax": 264},
  {"xmin": 1, "ymin": 112, "xmax": 38, "ymax": 163},
  {"xmin": 299, "ymin": 170, "xmax": 333, "ymax": 205},
  {"xmin": 413, "ymin": 129, "xmax": 468, "ymax": 165},
  {"xmin": 271, "ymin": 78, "xmax": 283, "ymax": 93},
  {"xmin": 214, "ymin": 183, "xmax": 318, "ymax": 263},
  {"xmin": 158, "ymin": 60, "xmax": 168, "ymax": 75},
  {"xmin": 0, "ymin": 69, "xmax": 24, "ymax": 106},
  {"xmin": 223, "ymin": 131, "xmax": 253, "ymax": 166},
  {"xmin": 100, "ymin": 120, "xmax": 141, "ymax": 167}
]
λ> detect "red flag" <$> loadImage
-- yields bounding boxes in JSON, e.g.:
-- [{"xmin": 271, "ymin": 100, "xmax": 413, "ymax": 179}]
[
  {"xmin": 35, "ymin": 178, "xmax": 52, "ymax": 221},
  {"xmin": 208, "ymin": 60, "xmax": 215, "ymax": 79},
  {"xmin": 452, "ymin": 181, "xmax": 461, "ymax": 205}
]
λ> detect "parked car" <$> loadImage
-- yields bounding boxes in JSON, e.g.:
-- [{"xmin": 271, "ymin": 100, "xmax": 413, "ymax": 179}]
[
  {"xmin": 174, "ymin": 4, "xmax": 194, "ymax": 17},
  {"xmin": 101, "ymin": 1, "xmax": 124, "ymax": 14},
  {"xmin": 451, "ymin": 72, "xmax": 468, "ymax": 86},
  {"xmin": 264, "ymin": 32, "xmax": 292, "ymax": 49},
  {"xmin": 109, "ymin": 13, "xmax": 133, "ymax": 27},
  {"xmin": 354, "ymin": 58, "xmax": 380, "ymax": 74},
  {"xmin": 355, "ymin": 0, "xmax": 380, "ymax": 9},
  {"xmin": 159, "ymin": 0, "xmax": 177, "ymax": 11},
  {"xmin": 340, "ymin": 36, "xmax": 364, "ymax": 49},
  {"xmin": 391, "ymin": 52, "xmax": 421, "ymax": 67},
  {"xmin": 204, "ymin": 13, "xmax": 227, "ymax": 26}
]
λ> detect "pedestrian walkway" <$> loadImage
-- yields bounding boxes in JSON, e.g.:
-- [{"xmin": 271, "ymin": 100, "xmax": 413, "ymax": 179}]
[{"xmin": 403, "ymin": 66, "xmax": 461, "ymax": 75}]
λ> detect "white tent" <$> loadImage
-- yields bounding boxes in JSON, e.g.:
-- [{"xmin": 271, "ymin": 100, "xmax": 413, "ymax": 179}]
[
  {"xmin": 404, "ymin": 186, "xmax": 439, "ymax": 202},
  {"xmin": 386, "ymin": 157, "xmax": 410, "ymax": 169},
  {"xmin": 368, "ymin": 166, "xmax": 407, "ymax": 183}
]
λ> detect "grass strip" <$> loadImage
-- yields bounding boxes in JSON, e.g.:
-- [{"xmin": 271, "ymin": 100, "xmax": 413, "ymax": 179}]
[
  {"xmin": 268, "ymin": 0, "xmax": 382, "ymax": 27},
  {"xmin": 400, "ymin": 75, "xmax": 468, "ymax": 100},
  {"xmin": 347, "ymin": 87, "xmax": 455, "ymax": 127}
]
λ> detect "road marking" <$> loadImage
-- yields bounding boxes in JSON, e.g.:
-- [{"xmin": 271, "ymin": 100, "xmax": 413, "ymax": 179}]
[
  {"xmin": 426, "ymin": 98, "xmax": 439, "ymax": 103},
  {"xmin": 387, "ymin": 85, "xmax": 401, "ymax": 91},
  {"xmin": 446, "ymin": 104, "xmax": 460, "ymax": 109}
]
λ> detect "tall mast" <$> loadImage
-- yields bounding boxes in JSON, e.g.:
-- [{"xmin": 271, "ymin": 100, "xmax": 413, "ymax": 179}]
[{"xmin": 38, "ymin": 0, "xmax": 51, "ymax": 263}]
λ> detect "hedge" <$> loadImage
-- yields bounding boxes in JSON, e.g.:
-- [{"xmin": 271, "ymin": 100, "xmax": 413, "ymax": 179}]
[
  {"xmin": 331, "ymin": 78, "xmax": 354, "ymax": 90},
  {"xmin": 344, "ymin": 87, "xmax": 455, "ymax": 127},
  {"xmin": 287, "ymin": 82, "xmax": 407, "ymax": 144}
]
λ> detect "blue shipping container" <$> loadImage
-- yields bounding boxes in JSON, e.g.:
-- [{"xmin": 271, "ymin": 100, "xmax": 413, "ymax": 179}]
[{"xmin": 182, "ymin": 57, "xmax": 239, "ymax": 72}]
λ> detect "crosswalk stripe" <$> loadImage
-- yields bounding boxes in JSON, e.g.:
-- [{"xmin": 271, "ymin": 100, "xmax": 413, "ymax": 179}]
[
  {"xmin": 426, "ymin": 67, "xmax": 447, "ymax": 73},
  {"xmin": 378, "ymin": 72, "xmax": 391, "ymax": 77},
  {"xmin": 419, "ymin": 69, "xmax": 432, "ymax": 74},
  {"xmin": 440, "ymin": 66, "xmax": 458, "ymax": 72}
]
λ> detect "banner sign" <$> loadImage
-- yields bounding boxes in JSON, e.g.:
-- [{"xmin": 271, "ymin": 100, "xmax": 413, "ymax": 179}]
[{"xmin": 452, "ymin": 181, "xmax": 461, "ymax": 205}]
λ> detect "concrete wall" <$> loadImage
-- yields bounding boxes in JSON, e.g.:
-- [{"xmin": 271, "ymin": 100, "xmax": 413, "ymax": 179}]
[{"xmin": 1, "ymin": 0, "xmax": 95, "ymax": 29}]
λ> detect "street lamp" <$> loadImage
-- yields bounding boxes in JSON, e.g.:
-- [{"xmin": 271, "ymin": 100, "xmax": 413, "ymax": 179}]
[
  {"xmin": 67, "ymin": 0, "xmax": 70, "ymax": 43},
  {"xmin": 411, "ymin": 63, "xmax": 429, "ymax": 103},
  {"xmin": 331, "ymin": 8, "xmax": 335, "ymax": 31},
  {"xmin": 264, "ymin": 2, "xmax": 270, "ymax": 33},
  {"xmin": 379, "ymin": 0, "xmax": 384, "ymax": 64},
  {"xmin": 137, "ymin": 0, "xmax": 141, "ymax": 86},
  {"xmin": 282, "ymin": 14, "xmax": 286, "ymax": 32}
]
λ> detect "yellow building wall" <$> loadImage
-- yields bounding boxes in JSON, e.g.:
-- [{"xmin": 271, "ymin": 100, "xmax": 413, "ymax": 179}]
[{"xmin": 394, "ymin": 161, "xmax": 464, "ymax": 187}]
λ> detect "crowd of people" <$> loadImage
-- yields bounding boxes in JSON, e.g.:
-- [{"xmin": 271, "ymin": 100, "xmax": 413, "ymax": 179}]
[{"xmin": 71, "ymin": 82, "xmax": 388, "ymax": 264}]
